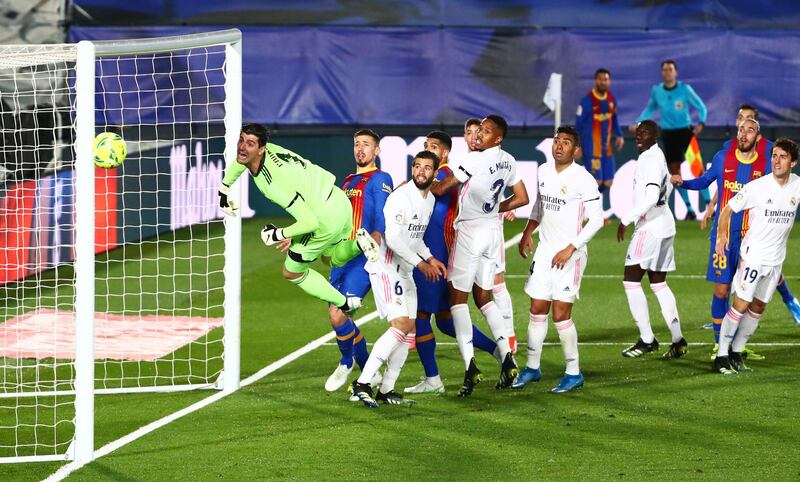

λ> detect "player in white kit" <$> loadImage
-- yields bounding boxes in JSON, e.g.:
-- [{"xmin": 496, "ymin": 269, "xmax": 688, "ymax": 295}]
[
  {"xmin": 618, "ymin": 120, "xmax": 687, "ymax": 359},
  {"xmin": 513, "ymin": 126, "xmax": 604, "ymax": 393},
  {"xmin": 465, "ymin": 118, "xmax": 518, "ymax": 352},
  {"xmin": 431, "ymin": 115, "xmax": 529, "ymax": 396},
  {"xmin": 713, "ymin": 137, "xmax": 800, "ymax": 374},
  {"xmin": 350, "ymin": 151, "xmax": 447, "ymax": 407}
]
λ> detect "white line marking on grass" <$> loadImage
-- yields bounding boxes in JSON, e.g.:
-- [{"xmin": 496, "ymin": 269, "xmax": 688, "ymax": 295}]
[
  {"xmin": 322, "ymin": 341, "xmax": 800, "ymax": 347},
  {"xmin": 505, "ymin": 274, "xmax": 800, "ymax": 280},
  {"xmin": 47, "ymin": 234, "xmax": 523, "ymax": 480}
]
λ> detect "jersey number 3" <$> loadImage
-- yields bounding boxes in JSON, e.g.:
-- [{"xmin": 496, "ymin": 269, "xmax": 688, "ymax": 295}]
[{"xmin": 483, "ymin": 179, "xmax": 505, "ymax": 213}]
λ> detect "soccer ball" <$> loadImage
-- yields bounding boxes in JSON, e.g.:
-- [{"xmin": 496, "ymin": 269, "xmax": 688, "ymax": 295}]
[{"xmin": 93, "ymin": 132, "xmax": 127, "ymax": 169}]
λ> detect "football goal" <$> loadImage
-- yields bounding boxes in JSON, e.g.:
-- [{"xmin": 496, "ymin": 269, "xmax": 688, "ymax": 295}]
[{"xmin": 0, "ymin": 28, "xmax": 242, "ymax": 463}]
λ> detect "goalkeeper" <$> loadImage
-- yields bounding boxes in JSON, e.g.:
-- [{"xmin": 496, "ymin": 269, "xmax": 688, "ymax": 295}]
[{"xmin": 219, "ymin": 123, "xmax": 379, "ymax": 313}]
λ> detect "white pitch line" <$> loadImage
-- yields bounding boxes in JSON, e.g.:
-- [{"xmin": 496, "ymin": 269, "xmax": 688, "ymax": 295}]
[
  {"xmin": 46, "ymin": 234, "xmax": 524, "ymax": 480},
  {"xmin": 506, "ymin": 273, "xmax": 800, "ymax": 280},
  {"xmin": 322, "ymin": 341, "xmax": 800, "ymax": 347}
]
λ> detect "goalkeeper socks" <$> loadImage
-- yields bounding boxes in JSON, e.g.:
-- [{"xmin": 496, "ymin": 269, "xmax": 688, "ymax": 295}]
[
  {"xmin": 492, "ymin": 283, "xmax": 516, "ymax": 348},
  {"xmin": 526, "ymin": 313, "xmax": 548, "ymax": 370},
  {"xmin": 677, "ymin": 187, "xmax": 695, "ymax": 214},
  {"xmin": 380, "ymin": 332, "xmax": 414, "ymax": 394},
  {"xmin": 711, "ymin": 294, "xmax": 728, "ymax": 344},
  {"xmin": 776, "ymin": 275, "xmax": 795, "ymax": 304},
  {"xmin": 717, "ymin": 308, "xmax": 743, "ymax": 357},
  {"xmin": 330, "ymin": 240, "xmax": 361, "ymax": 268},
  {"xmin": 289, "ymin": 268, "xmax": 346, "ymax": 306},
  {"xmin": 731, "ymin": 310, "xmax": 762, "ymax": 353},
  {"xmin": 651, "ymin": 282, "xmax": 683, "ymax": 343},
  {"xmin": 450, "ymin": 304, "xmax": 475, "ymax": 369},
  {"xmin": 332, "ymin": 319, "xmax": 356, "ymax": 368},
  {"xmin": 624, "ymin": 281, "xmax": 654, "ymax": 343},
  {"xmin": 480, "ymin": 301, "xmax": 510, "ymax": 358},
  {"xmin": 555, "ymin": 319, "xmax": 579, "ymax": 376},
  {"xmin": 414, "ymin": 316, "xmax": 439, "ymax": 378},
  {"xmin": 357, "ymin": 327, "xmax": 404, "ymax": 385},
  {"xmin": 352, "ymin": 326, "xmax": 369, "ymax": 370},
  {"xmin": 435, "ymin": 315, "xmax": 497, "ymax": 355}
]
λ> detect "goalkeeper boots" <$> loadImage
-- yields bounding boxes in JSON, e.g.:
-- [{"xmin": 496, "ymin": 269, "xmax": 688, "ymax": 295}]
[
  {"xmin": 663, "ymin": 337, "xmax": 688, "ymax": 359},
  {"xmin": 350, "ymin": 380, "xmax": 378, "ymax": 408},
  {"xmin": 729, "ymin": 351, "xmax": 752, "ymax": 373},
  {"xmin": 713, "ymin": 356, "xmax": 737, "ymax": 376},
  {"xmin": 511, "ymin": 367, "xmax": 541, "ymax": 389},
  {"xmin": 496, "ymin": 352, "xmax": 519, "ymax": 389},
  {"xmin": 375, "ymin": 390, "xmax": 416, "ymax": 406},
  {"xmin": 355, "ymin": 228, "xmax": 380, "ymax": 262},
  {"xmin": 622, "ymin": 338, "xmax": 659, "ymax": 358},
  {"xmin": 457, "ymin": 358, "xmax": 483, "ymax": 397}
]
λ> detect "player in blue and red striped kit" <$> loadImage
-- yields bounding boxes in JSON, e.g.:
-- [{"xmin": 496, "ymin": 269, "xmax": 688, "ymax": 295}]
[
  {"xmin": 673, "ymin": 106, "xmax": 800, "ymax": 354},
  {"xmin": 576, "ymin": 68, "xmax": 624, "ymax": 209},
  {"xmin": 324, "ymin": 129, "xmax": 394, "ymax": 392},
  {"xmin": 404, "ymin": 126, "xmax": 500, "ymax": 394}
]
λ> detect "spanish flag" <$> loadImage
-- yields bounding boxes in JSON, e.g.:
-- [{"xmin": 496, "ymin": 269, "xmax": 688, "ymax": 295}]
[{"xmin": 685, "ymin": 135, "xmax": 704, "ymax": 177}]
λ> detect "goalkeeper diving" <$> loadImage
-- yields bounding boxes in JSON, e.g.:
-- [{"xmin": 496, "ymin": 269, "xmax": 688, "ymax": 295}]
[{"xmin": 219, "ymin": 123, "xmax": 379, "ymax": 313}]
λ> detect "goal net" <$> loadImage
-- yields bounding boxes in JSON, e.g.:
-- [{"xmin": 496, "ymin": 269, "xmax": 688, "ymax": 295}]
[{"xmin": 0, "ymin": 29, "xmax": 242, "ymax": 463}]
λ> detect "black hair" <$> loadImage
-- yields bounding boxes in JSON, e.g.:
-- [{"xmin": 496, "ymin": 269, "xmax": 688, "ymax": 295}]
[
  {"xmin": 638, "ymin": 119, "xmax": 660, "ymax": 137},
  {"xmin": 555, "ymin": 125, "xmax": 580, "ymax": 146},
  {"xmin": 414, "ymin": 150, "xmax": 440, "ymax": 170},
  {"xmin": 353, "ymin": 128, "xmax": 381, "ymax": 144},
  {"xmin": 738, "ymin": 103, "xmax": 760, "ymax": 121},
  {"xmin": 426, "ymin": 130, "xmax": 452, "ymax": 151},
  {"xmin": 485, "ymin": 114, "xmax": 508, "ymax": 138},
  {"xmin": 595, "ymin": 68, "xmax": 611, "ymax": 78},
  {"xmin": 661, "ymin": 59, "xmax": 677, "ymax": 70},
  {"xmin": 772, "ymin": 137, "xmax": 799, "ymax": 162},
  {"xmin": 464, "ymin": 118, "xmax": 481, "ymax": 130},
  {"xmin": 241, "ymin": 123, "xmax": 269, "ymax": 147}
]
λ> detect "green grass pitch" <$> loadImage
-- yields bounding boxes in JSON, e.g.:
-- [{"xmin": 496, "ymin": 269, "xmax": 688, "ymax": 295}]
[{"xmin": 5, "ymin": 219, "xmax": 800, "ymax": 481}]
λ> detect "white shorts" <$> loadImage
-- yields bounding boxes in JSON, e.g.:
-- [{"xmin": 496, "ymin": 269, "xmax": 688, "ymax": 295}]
[
  {"xmin": 366, "ymin": 261, "xmax": 417, "ymax": 321},
  {"xmin": 449, "ymin": 221, "xmax": 502, "ymax": 292},
  {"xmin": 495, "ymin": 237, "xmax": 506, "ymax": 274},
  {"xmin": 524, "ymin": 250, "xmax": 588, "ymax": 303},
  {"xmin": 625, "ymin": 230, "xmax": 676, "ymax": 272},
  {"xmin": 732, "ymin": 259, "xmax": 781, "ymax": 303}
]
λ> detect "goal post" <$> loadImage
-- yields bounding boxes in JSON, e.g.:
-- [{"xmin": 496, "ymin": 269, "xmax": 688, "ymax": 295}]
[{"xmin": 0, "ymin": 28, "xmax": 242, "ymax": 463}]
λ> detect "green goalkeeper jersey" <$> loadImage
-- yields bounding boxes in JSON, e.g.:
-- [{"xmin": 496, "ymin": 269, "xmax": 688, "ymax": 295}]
[{"xmin": 222, "ymin": 143, "xmax": 338, "ymax": 238}]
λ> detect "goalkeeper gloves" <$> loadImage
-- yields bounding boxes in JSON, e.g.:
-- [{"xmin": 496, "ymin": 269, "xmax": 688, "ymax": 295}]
[
  {"xmin": 218, "ymin": 183, "xmax": 239, "ymax": 217},
  {"xmin": 261, "ymin": 224, "xmax": 286, "ymax": 246}
]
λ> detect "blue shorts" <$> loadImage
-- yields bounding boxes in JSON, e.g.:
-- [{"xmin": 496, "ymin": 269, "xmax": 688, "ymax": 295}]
[
  {"xmin": 706, "ymin": 236, "xmax": 742, "ymax": 284},
  {"xmin": 585, "ymin": 156, "xmax": 615, "ymax": 182},
  {"xmin": 414, "ymin": 268, "xmax": 449, "ymax": 314},
  {"xmin": 330, "ymin": 263, "xmax": 371, "ymax": 301}
]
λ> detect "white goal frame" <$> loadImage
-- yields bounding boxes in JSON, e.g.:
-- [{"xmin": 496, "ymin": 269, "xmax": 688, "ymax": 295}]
[{"xmin": 0, "ymin": 28, "xmax": 242, "ymax": 464}]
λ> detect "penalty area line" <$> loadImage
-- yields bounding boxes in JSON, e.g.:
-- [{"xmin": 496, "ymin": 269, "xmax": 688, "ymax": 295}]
[{"xmin": 47, "ymin": 234, "xmax": 522, "ymax": 480}]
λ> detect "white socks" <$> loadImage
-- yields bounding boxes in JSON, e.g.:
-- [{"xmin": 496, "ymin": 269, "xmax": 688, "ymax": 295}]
[
  {"xmin": 717, "ymin": 308, "xmax": 743, "ymax": 357},
  {"xmin": 480, "ymin": 301, "xmax": 511, "ymax": 358},
  {"xmin": 380, "ymin": 332, "xmax": 414, "ymax": 394},
  {"xmin": 493, "ymin": 282, "xmax": 516, "ymax": 342},
  {"xmin": 624, "ymin": 281, "xmax": 654, "ymax": 343},
  {"xmin": 526, "ymin": 313, "xmax": 548, "ymax": 370},
  {"xmin": 357, "ymin": 327, "xmax": 404, "ymax": 385},
  {"xmin": 450, "ymin": 303, "xmax": 474, "ymax": 369},
  {"xmin": 731, "ymin": 309, "xmax": 761, "ymax": 353},
  {"xmin": 555, "ymin": 319, "xmax": 580, "ymax": 375},
  {"xmin": 651, "ymin": 282, "xmax": 683, "ymax": 343}
]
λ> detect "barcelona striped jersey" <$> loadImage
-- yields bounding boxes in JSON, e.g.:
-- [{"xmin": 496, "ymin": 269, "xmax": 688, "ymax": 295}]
[{"xmin": 576, "ymin": 89, "xmax": 623, "ymax": 161}]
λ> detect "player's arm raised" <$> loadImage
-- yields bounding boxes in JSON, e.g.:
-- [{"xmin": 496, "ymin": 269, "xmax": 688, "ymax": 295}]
[
  {"xmin": 218, "ymin": 161, "xmax": 247, "ymax": 216},
  {"xmin": 430, "ymin": 171, "xmax": 460, "ymax": 197}
]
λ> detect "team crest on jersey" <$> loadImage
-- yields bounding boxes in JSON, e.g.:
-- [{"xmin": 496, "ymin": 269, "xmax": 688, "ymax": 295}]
[
  {"xmin": 560, "ymin": 185, "xmax": 568, "ymax": 194},
  {"xmin": 753, "ymin": 171, "xmax": 762, "ymax": 178},
  {"xmin": 791, "ymin": 197, "xmax": 797, "ymax": 207},
  {"xmin": 395, "ymin": 213, "xmax": 404, "ymax": 224},
  {"xmin": 395, "ymin": 298, "xmax": 403, "ymax": 306},
  {"xmin": 675, "ymin": 101, "xmax": 684, "ymax": 110}
]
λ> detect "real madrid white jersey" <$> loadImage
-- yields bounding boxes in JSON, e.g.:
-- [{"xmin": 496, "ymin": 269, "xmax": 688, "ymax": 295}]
[
  {"xmin": 375, "ymin": 181, "xmax": 435, "ymax": 274},
  {"xmin": 624, "ymin": 143, "xmax": 676, "ymax": 238},
  {"xmin": 451, "ymin": 145, "xmax": 521, "ymax": 227},
  {"xmin": 529, "ymin": 161, "xmax": 604, "ymax": 263},
  {"xmin": 728, "ymin": 173, "xmax": 800, "ymax": 266}
]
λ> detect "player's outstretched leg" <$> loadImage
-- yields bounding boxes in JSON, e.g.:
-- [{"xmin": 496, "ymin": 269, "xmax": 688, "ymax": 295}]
[
  {"xmin": 493, "ymin": 280, "xmax": 516, "ymax": 353},
  {"xmin": 457, "ymin": 357, "xmax": 483, "ymax": 397},
  {"xmin": 377, "ymin": 332, "xmax": 416, "ymax": 405},
  {"xmin": 406, "ymin": 316, "xmax": 445, "ymax": 394},
  {"xmin": 776, "ymin": 275, "xmax": 800, "ymax": 325}
]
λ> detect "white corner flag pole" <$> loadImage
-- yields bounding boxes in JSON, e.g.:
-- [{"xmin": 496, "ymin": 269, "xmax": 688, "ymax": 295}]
[{"xmin": 543, "ymin": 72, "xmax": 563, "ymax": 130}]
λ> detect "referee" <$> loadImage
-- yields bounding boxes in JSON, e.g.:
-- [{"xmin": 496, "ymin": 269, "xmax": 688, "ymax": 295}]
[{"xmin": 630, "ymin": 59, "xmax": 707, "ymax": 220}]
